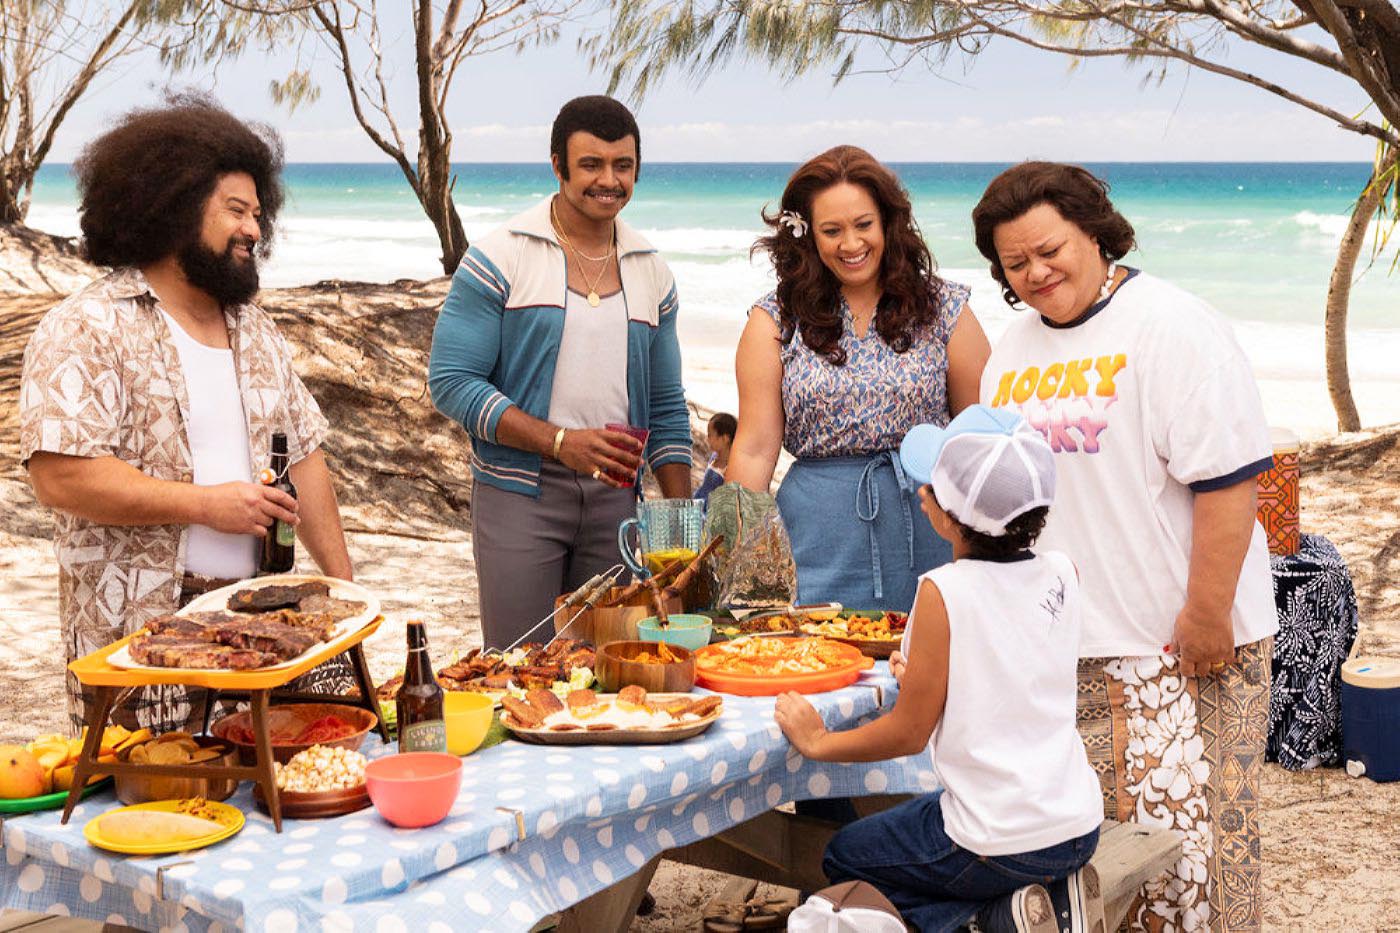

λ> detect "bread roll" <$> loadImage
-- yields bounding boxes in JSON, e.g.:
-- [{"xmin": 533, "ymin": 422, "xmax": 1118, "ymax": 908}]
[
  {"xmin": 501, "ymin": 696, "xmax": 543, "ymax": 729},
  {"xmin": 525, "ymin": 689, "xmax": 565, "ymax": 717},
  {"xmin": 616, "ymin": 685, "xmax": 649, "ymax": 712}
]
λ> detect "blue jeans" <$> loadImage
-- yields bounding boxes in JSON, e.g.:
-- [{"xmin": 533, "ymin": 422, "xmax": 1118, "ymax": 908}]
[{"xmin": 822, "ymin": 792, "xmax": 1099, "ymax": 933}]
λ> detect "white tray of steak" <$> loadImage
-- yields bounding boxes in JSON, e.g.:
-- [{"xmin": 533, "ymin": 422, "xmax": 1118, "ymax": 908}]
[{"xmin": 109, "ymin": 575, "xmax": 380, "ymax": 672}]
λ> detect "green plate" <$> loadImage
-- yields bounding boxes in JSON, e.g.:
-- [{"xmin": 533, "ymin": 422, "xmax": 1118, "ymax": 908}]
[{"xmin": 0, "ymin": 777, "xmax": 112, "ymax": 815}]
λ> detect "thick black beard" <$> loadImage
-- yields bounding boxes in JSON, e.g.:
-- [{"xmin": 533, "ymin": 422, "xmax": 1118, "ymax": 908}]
[{"xmin": 177, "ymin": 238, "xmax": 260, "ymax": 306}]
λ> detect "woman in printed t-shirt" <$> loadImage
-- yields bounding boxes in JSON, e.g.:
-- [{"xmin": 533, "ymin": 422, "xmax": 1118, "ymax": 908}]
[
  {"xmin": 725, "ymin": 145, "xmax": 991, "ymax": 611},
  {"xmin": 972, "ymin": 161, "xmax": 1278, "ymax": 933}
]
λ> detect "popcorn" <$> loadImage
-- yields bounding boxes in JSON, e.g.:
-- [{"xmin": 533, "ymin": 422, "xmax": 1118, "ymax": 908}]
[{"xmin": 273, "ymin": 744, "xmax": 368, "ymax": 793}]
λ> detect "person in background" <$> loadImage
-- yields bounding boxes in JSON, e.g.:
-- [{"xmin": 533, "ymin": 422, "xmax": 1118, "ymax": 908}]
[
  {"xmin": 695, "ymin": 411, "xmax": 736, "ymax": 504},
  {"xmin": 725, "ymin": 145, "xmax": 990, "ymax": 611},
  {"xmin": 776, "ymin": 406, "xmax": 1104, "ymax": 933},
  {"xmin": 19, "ymin": 95, "xmax": 353, "ymax": 735},
  {"xmin": 972, "ymin": 161, "xmax": 1276, "ymax": 932},
  {"xmin": 428, "ymin": 95, "xmax": 691, "ymax": 649}
]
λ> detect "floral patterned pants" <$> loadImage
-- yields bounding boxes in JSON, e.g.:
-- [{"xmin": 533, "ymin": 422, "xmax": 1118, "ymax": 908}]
[{"xmin": 1076, "ymin": 638, "xmax": 1272, "ymax": 932}]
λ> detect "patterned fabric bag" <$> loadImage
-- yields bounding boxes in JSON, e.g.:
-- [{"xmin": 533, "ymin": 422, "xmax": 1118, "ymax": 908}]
[{"xmin": 1268, "ymin": 533, "xmax": 1359, "ymax": 769}]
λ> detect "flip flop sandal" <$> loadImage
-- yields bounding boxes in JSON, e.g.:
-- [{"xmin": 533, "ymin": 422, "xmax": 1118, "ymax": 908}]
[{"xmin": 702, "ymin": 879, "xmax": 798, "ymax": 932}]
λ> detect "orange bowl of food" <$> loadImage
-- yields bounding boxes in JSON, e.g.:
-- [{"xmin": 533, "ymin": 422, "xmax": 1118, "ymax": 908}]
[
  {"xmin": 364, "ymin": 752, "xmax": 461, "ymax": 828},
  {"xmin": 211, "ymin": 703, "xmax": 377, "ymax": 765},
  {"xmin": 693, "ymin": 636, "xmax": 874, "ymax": 696}
]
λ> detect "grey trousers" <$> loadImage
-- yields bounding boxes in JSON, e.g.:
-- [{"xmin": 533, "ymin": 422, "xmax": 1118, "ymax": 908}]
[{"xmin": 472, "ymin": 459, "xmax": 637, "ymax": 650}]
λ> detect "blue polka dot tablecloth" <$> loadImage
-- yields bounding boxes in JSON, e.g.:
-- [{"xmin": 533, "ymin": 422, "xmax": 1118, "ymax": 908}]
[{"xmin": 2, "ymin": 666, "xmax": 938, "ymax": 932}]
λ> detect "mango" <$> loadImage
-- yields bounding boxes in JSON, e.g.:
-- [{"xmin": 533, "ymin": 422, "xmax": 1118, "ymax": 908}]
[{"xmin": 0, "ymin": 745, "xmax": 47, "ymax": 799}]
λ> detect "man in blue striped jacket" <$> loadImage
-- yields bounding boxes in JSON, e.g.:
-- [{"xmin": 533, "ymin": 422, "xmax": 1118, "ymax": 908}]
[{"xmin": 429, "ymin": 96, "xmax": 692, "ymax": 649}]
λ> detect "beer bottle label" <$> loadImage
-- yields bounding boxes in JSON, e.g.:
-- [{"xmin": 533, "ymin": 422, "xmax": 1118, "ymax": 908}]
[
  {"xmin": 399, "ymin": 719, "xmax": 447, "ymax": 753},
  {"xmin": 276, "ymin": 519, "xmax": 296, "ymax": 547}
]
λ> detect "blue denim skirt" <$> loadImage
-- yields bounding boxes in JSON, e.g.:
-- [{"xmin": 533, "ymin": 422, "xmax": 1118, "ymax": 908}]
[{"xmin": 776, "ymin": 453, "xmax": 952, "ymax": 612}]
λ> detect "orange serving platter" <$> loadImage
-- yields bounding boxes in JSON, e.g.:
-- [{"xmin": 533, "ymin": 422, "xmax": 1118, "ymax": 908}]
[
  {"xmin": 693, "ymin": 637, "xmax": 874, "ymax": 696},
  {"xmin": 68, "ymin": 616, "xmax": 384, "ymax": 690}
]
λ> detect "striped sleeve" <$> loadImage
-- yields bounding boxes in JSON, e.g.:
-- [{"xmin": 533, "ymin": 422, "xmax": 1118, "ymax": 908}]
[{"xmin": 428, "ymin": 247, "xmax": 517, "ymax": 443}]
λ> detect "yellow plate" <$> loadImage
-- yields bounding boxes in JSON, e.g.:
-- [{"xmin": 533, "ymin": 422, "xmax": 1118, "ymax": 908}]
[{"xmin": 83, "ymin": 799, "xmax": 244, "ymax": 855}]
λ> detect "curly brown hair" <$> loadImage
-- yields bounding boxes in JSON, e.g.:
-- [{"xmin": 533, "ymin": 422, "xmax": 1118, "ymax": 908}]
[
  {"xmin": 74, "ymin": 92, "xmax": 285, "ymax": 267},
  {"xmin": 753, "ymin": 145, "xmax": 947, "ymax": 366},
  {"xmin": 972, "ymin": 161, "xmax": 1136, "ymax": 308}
]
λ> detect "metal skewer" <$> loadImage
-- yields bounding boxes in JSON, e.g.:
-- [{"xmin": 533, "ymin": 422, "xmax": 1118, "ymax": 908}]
[
  {"xmin": 499, "ymin": 564, "xmax": 623, "ymax": 653},
  {"xmin": 548, "ymin": 565, "xmax": 625, "ymax": 647}
]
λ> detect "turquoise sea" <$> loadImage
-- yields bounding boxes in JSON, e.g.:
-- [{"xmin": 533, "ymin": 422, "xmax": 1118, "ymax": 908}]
[{"xmin": 27, "ymin": 162, "xmax": 1400, "ymax": 433}]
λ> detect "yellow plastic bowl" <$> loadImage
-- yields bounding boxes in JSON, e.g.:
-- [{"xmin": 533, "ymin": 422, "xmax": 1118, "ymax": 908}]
[{"xmin": 443, "ymin": 692, "xmax": 494, "ymax": 757}]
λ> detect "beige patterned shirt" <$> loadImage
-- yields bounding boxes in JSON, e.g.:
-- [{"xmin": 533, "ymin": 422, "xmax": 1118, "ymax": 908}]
[{"xmin": 19, "ymin": 267, "xmax": 328, "ymax": 729}]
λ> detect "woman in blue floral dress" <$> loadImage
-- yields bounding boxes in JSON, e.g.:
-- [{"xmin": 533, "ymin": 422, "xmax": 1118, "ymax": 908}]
[{"xmin": 727, "ymin": 146, "xmax": 990, "ymax": 611}]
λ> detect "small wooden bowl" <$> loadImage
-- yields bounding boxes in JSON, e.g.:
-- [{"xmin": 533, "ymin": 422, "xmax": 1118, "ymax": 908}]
[
  {"xmin": 596, "ymin": 640, "xmax": 697, "ymax": 694},
  {"xmin": 554, "ymin": 587, "xmax": 683, "ymax": 645},
  {"xmin": 211, "ymin": 703, "xmax": 378, "ymax": 766},
  {"xmin": 115, "ymin": 735, "xmax": 239, "ymax": 805},
  {"xmin": 254, "ymin": 782, "xmax": 370, "ymax": 819}
]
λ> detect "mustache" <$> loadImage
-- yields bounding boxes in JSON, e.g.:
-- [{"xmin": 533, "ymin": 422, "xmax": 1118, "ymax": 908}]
[{"xmin": 585, "ymin": 188, "xmax": 626, "ymax": 198}]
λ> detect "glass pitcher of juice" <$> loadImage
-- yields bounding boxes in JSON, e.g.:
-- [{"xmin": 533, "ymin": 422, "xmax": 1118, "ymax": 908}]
[{"xmin": 617, "ymin": 499, "xmax": 705, "ymax": 578}]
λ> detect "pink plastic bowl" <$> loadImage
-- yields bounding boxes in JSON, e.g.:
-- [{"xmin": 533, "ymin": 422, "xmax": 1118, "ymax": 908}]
[{"xmin": 364, "ymin": 752, "xmax": 462, "ymax": 828}]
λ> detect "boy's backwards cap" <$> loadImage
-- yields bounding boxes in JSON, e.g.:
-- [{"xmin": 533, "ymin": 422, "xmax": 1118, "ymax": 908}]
[{"xmin": 899, "ymin": 404, "xmax": 1055, "ymax": 536}]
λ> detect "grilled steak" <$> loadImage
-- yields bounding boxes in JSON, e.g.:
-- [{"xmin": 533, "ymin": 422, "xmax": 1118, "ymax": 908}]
[
  {"xmin": 130, "ymin": 607, "xmax": 337, "ymax": 670},
  {"xmin": 128, "ymin": 633, "xmax": 276, "ymax": 669},
  {"xmin": 227, "ymin": 581, "xmax": 331, "ymax": 612},
  {"xmin": 211, "ymin": 619, "xmax": 320, "ymax": 657},
  {"xmin": 297, "ymin": 594, "xmax": 367, "ymax": 623},
  {"xmin": 143, "ymin": 614, "xmax": 219, "ymax": 638}
]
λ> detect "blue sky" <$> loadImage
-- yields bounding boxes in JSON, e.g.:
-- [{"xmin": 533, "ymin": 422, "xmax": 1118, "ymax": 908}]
[{"xmin": 47, "ymin": 12, "xmax": 1376, "ymax": 163}]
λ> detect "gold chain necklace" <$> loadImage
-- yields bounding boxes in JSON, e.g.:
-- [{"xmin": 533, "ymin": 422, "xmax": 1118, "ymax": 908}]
[{"xmin": 551, "ymin": 197, "xmax": 616, "ymax": 307}]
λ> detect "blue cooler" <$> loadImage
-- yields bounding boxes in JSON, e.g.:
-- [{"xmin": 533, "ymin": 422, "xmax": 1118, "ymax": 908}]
[{"xmin": 1341, "ymin": 656, "xmax": 1400, "ymax": 782}]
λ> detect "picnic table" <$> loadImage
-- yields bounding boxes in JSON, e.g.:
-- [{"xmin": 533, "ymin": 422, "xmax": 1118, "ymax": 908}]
[{"xmin": 1, "ymin": 666, "xmax": 936, "ymax": 932}]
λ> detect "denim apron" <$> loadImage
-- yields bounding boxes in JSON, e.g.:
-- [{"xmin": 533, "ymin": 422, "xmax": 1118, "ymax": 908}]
[{"xmin": 776, "ymin": 452, "xmax": 952, "ymax": 612}]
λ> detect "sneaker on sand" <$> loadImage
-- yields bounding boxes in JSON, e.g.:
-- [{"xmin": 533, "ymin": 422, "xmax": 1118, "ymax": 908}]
[
  {"xmin": 1045, "ymin": 864, "xmax": 1106, "ymax": 933},
  {"xmin": 972, "ymin": 884, "xmax": 1057, "ymax": 933}
]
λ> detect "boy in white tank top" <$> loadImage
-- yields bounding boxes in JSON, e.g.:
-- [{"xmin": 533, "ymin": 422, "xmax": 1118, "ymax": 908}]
[{"xmin": 775, "ymin": 405, "xmax": 1105, "ymax": 933}]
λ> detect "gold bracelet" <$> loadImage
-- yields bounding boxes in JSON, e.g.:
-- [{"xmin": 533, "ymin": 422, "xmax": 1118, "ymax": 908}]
[{"xmin": 552, "ymin": 427, "xmax": 567, "ymax": 460}]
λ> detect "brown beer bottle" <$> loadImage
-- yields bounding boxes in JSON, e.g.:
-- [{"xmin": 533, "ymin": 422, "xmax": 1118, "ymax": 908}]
[
  {"xmin": 397, "ymin": 621, "xmax": 447, "ymax": 753},
  {"xmin": 259, "ymin": 432, "xmax": 297, "ymax": 574}
]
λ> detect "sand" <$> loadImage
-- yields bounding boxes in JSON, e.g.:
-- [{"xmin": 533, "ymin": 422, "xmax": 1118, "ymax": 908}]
[{"xmin": 3, "ymin": 276, "xmax": 1400, "ymax": 929}]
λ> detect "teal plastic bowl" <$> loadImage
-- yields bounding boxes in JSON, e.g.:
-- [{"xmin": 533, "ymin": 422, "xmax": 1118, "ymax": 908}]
[{"xmin": 635, "ymin": 614, "xmax": 713, "ymax": 651}]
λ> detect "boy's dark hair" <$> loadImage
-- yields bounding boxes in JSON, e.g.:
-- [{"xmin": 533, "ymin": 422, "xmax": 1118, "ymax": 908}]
[
  {"xmin": 946, "ymin": 505, "xmax": 1050, "ymax": 561},
  {"xmin": 709, "ymin": 412, "xmax": 737, "ymax": 441},
  {"xmin": 550, "ymin": 95, "xmax": 641, "ymax": 180},
  {"xmin": 74, "ymin": 92, "xmax": 285, "ymax": 267}
]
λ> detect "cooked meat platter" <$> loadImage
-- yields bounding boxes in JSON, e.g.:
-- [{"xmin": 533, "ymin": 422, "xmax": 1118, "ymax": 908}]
[{"xmin": 107, "ymin": 575, "xmax": 379, "ymax": 673}]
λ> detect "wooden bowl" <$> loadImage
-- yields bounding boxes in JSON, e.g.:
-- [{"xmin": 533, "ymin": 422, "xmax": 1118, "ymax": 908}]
[
  {"xmin": 210, "ymin": 703, "xmax": 378, "ymax": 765},
  {"xmin": 553, "ymin": 586, "xmax": 682, "ymax": 645},
  {"xmin": 254, "ymin": 782, "xmax": 370, "ymax": 819},
  {"xmin": 115, "ymin": 735, "xmax": 239, "ymax": 804},
  {"xmin": 596, "ymin": 640, "xmax": 696, "ymax": 694}
]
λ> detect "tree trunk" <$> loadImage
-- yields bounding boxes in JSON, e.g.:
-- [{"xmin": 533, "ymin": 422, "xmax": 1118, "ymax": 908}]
[
  {"xmin": 419, "ymin": 145, "xmax": 467, "ymax": 273},
  {"xmin": 1324, "ymin": 158, "xmax": 1391, "ymax": 433},
  {"xmin": 0, "ymin": 162, "xmax": 32, "ymax": 225}
]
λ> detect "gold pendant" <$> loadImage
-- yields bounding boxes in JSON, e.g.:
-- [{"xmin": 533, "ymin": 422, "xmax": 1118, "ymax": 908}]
[{"xmin": 587, "ymin": 291, "xmax": 601, "ymax": 307}]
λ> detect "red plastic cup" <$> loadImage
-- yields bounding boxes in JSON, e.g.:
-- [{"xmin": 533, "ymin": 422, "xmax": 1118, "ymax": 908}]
[{"xmin": 604, "ymin": 423, "xmax": 649, "ymax": 486}]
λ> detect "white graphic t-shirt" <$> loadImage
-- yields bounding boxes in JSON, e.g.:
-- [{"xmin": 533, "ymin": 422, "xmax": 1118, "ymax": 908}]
[{"xmin": 980, "ymin": 270, "xmax": 1278, "ymax": 657}]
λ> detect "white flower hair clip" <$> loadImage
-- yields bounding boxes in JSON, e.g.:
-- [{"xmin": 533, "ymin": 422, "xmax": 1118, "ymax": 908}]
[{"xmin": 778, "ymin": 210, "xmax": 808, "ymax": 238}]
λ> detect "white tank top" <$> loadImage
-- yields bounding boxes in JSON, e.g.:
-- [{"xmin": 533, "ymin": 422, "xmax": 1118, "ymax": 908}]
[
  {"xmin": 160, "ymin": 311, "xmax": 258, "ymax": 580},
  {"xmin": 904, "ymin": 551, "xmax": 1102, "ymax": 855},
  {"xmin": 547, "ymin": 289, "xmax": 629, "ymax": 429}
]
